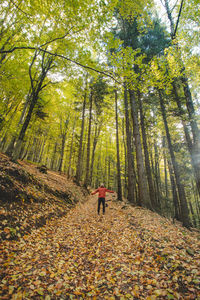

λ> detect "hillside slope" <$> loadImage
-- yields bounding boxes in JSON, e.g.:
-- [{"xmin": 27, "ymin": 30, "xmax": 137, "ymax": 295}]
[{"xmin": 0, "ymin": 153, "xmax": 88, "ymax": 241}]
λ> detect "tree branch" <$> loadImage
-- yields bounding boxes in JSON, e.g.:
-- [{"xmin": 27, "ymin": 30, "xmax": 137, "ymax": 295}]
[
  {"xmin": 10, "ymin": 0, "xmax": 33, "ymax": 17},
  {"xmin": 39, "ymin": 29, "xmax": 74, "ymax": 48},
  {"xmin": 173, "ymin": 0, "xmax": 184, "ymax": 39},
  {"xmin": 0, "ymin": 46, "xmax": 121, "ymax": 84}
]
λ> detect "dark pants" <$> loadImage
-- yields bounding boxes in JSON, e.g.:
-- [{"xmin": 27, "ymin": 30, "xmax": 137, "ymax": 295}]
[{"xmin": 98, "ymin": 197, "xmax": 105, "ymax": 215}]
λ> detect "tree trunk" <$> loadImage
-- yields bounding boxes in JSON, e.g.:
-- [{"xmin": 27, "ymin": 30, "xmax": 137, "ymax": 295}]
[
  {"xmin": 167, "ymin": 158, "xmax": 181, "ymax": 221},
  {"xmin": 152, "ymin": 140, "xmax": 161, "ymax": 208},
  {"xmin": 123, "ymin": 84, "xmax": 135, "ymax": 203},
  {"xmin": 122, "ymin": 118, "xmax": 128, "ymax": 199},
  {"xmin": 172, "ymin": 82, "xmax": 200, "ymax": 198},
  {"xmin": 158, "ymin": 89, "xmax": 191, "ymax": 228},
  {"xmin": 84, "ymin": 92, "xmax": 93, "ymax": 188},
  {"xmin": 67, "ymin": 118, "xmax": 76, "ymax": 178},
  {"xmin": 189, "ymin": 201, "xmax": 196, "ymax": 227},
  {"xmin": 162, "ymin": 136, "xmax": 169, "ymax": 199},
  {"xmin": 89, "ymin": 124, "xmax": 100, "ymax": 186},
  {"xmin": 115, "ymin": 89, "xmax": 122, "ymax": 201},
  {"xmin": 11, "ymin": 94, "xmax": 37, "ymax": 161},
  {"xmin": 138, "ymin": 92, "xmax": 156, "ymax": 209},
  {"xmin": 58, "ymin": 131, "xmax": 67, "ymax": 172},
  {"xmin": 51, "ymin": 141, "xmax": 58, "ymax": 170},
  {"xmin": 38, "ymin": 138, "xmax": 46, "ymax": 164},
  {"xmin": 75, "ymin": 91, "xmax": 87, "ymax": 183},
  {"xmin": 11, "ymin": 54, "xmax": 53, "ymax": 161},
  {"xmin": 129, "ymin": 90, "xmax": 151, "ymax": 208}
]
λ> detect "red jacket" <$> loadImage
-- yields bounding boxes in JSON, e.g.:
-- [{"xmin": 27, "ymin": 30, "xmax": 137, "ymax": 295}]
[{"xmin": 91, "ymin": 187, "xmax": 114, "ymax": 198}]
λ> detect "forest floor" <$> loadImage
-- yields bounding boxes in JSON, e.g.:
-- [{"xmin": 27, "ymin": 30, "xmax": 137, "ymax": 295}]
[{"xmin": 0, "ymin": 154, "xmax": 200, "ymax": 299}]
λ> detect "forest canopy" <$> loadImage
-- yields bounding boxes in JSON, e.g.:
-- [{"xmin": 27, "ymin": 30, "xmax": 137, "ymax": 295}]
[{"xmin": 0, "ymin": 0, "xmax": 200, "ymax": 228}]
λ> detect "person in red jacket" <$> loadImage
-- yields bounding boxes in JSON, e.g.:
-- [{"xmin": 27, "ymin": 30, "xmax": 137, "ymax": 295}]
[{"xmin": 91, "ymin": 183, "xmax": 114, "ymax": 215}]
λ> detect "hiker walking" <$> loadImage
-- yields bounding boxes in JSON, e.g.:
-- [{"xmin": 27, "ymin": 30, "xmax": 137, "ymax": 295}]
[{"xmin": 91, "ymin": 183, "xmax": 114, "ymax": 215}]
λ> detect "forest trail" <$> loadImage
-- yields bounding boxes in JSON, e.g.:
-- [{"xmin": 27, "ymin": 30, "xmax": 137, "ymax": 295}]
[{"xmin": 1, "ymin": 194, "xmax": 200, "ymax": 299}]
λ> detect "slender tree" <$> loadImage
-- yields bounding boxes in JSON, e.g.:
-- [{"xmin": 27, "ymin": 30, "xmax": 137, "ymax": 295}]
[
  {"xmin": 114, "ymin": 89, "xmax": 122, "ymax": 201},
  {"xmin": 84, "ymin": 91, "xmax": 93, "ymax": 188}
]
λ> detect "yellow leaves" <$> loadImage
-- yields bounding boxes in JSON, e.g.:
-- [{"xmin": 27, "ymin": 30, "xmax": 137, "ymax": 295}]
[
  {"xmin": 146, "ymin": 296, "xmax": 157, "ymax": 300},
  {"xmin": 36, "ymin": 288, "xmax": 44, "ymax": 295},
  {"xmin": 74, "ymin": 290, "xmax": 83, "ymax": 295},
  {"xmin": 4, "ymin": 227, "xmax": 10, "ymax": 234},
  {"xmin": 8, "ymin": 285, "xmax": 15, "ymax": 295},
  {"xmin": 50, "ymin": 272, "xmax": 55, "ymax": 278},
  {"xmin": 34, "ymin": 280, "xmax": 41, "ymax": 285},
  {"xmin": 1, "ymin": 197, "xmax": 199, "ymax": 300},
  {"xmin": 39, "ymin": 271, "xmax": 46, "ymax": 276}
]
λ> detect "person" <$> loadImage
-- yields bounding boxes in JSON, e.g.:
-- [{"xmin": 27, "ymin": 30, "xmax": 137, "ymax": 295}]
[{"xmin": 91, "ymin": 183, "xmax": 114, "ymax": 215}]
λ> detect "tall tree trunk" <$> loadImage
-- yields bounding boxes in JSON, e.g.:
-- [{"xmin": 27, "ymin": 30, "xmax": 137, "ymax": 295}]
[
  {"xmin": 11, "ymin": 94, "xmax": 38, "ymax": 161},
  {"xmin": 129, "ymin": 90, "xmax": 151, "ymax": 208},
  {"xmin": 158, "ymin": 89, "xmax": 191, "ymax": 228},
  {"xmin": 51, "ymin": 141, "xmax": 58, "ymax": 170},
  {"xmin": 67, "ymin": 118, "xmax": 77, "ymax": 178},
  {"xmin": 75, "ymin": 91, "xmax": 87, "ymax": 183},
  {"xmin": 33, "ymin": 136, "xmax": 42, "ymax": 162},
  {"xmin": 123, "ymin": 84, "xmax": 135, "ymax": 203},
  {"xmin": 11, "ymin": 53, "xmax": 53, "ymax": 161},
  {"xmin": 38, "ymin": 137, "xmax": 46, "ymax": 164},
  {"xmin": 89, "ymin": 125, "xmax": 100, "ymax": 186},
  {"xmin": 122, "ymin": 118, "xmax": 128, "ymax": 199},
  {"xmin": 115, "ymin": 89, "xmax": 122, "ymax": 201},
  {"xmin": 84, "ymin": 92, "xmax": 93, "ymax": 188},
  {"xmin": 172, "ymin": 82, "xmax": 200, "ymax": 198},
  {"xmin": 5, "ymin": 136, "xmax": 16, "ymax": 156},
  {"xmin": 167, "ymin": 158, "xmax": 181, "ymax": 221},
  {"xmin": 154, "ymin": 141, "xmax": 162, "ymax": 205},
  {"xmin": 163, "ymin": 136, "xmax": 169, "ymax": 199},
  {"xmin": 58, "ymin": 131, "xmax": 67, "ymax": 172},
  {"xmin": 58, "ymin": 115, "xmax": 69, "ymax": 172},
  {"xmin": 189, "ymin": 201, "xmax": 196, "ymax": 227},
  {"xmin": 138, "ymin": 92, "xmax": 156, "ymax": 209}
]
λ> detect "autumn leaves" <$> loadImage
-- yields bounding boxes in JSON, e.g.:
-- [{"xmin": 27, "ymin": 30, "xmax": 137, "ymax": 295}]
[{"xmin": 1, "ymin": 197, "xmax": 199, "ymax": 299}]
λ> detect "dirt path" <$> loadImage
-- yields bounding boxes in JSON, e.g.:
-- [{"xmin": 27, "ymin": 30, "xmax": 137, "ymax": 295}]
[{"xmin": 1, "ymin": 196, "xmax": 199, "ymax": 299}]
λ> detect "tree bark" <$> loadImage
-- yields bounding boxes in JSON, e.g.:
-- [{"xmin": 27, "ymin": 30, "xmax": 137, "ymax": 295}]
[
  {"xmin": 158, "ymin": 89, "xmax": 191, "ymax": 228},
  {"xmin": 89, "ymin": 124, "xmax": 100, "ymax": 186},
  {"xmin": 67, "ymin": 118, "xmax": 76, "ymax": 178},
  {"xmin": 167, "ymin": 158, "xmax": 181, "ymax": 221},
  {"xmin": 115, "ymin": 89, "xmax": 122, "ymax": 201},
  {"xmin": 129, "ymin": 90, "xmax": 151, "ymax": 208},
  {"xmin": 123, "ymin": 84, "xmax": 135, "ymax": 203},
  {"xmin": 75, "ymin": 91, "xmax": 87, "ymax": 183},
  {"xmin": 51, "ymin": 141, "xmax": 58, "ymax": 170},
  {"xmin": 138, "ymin": 92, "xmax": 156, "ymax": 209},
  {"xmin": 162, "ymin": 136, "xmax": 169, "ymax": 199},
  {"xmin": 84, "ymin": 92, "xmax": 93, "ymax": 188},
  {"xmin": 38, "ymin": 137, "xmax": 46, "ymax": 164},
  {"xmin": 189, "ymin": 201, "xmax": 196, "ymax": 227},
  {"xmin": 58, "ymin": 131, "xmax": 67, "ymax": 172},
  {"xmin": 153, "ymin": 140, "xmax": 161, "ymax": 208},
  {"xmin": 172, "ymin": 82, "xmax": 200, "ymax": 198}
]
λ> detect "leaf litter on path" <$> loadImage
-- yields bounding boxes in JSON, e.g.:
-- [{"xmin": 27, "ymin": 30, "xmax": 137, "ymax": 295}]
[{"xmin": 0, "ymin": 196, "xmax": 200, "ymax": 299}]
